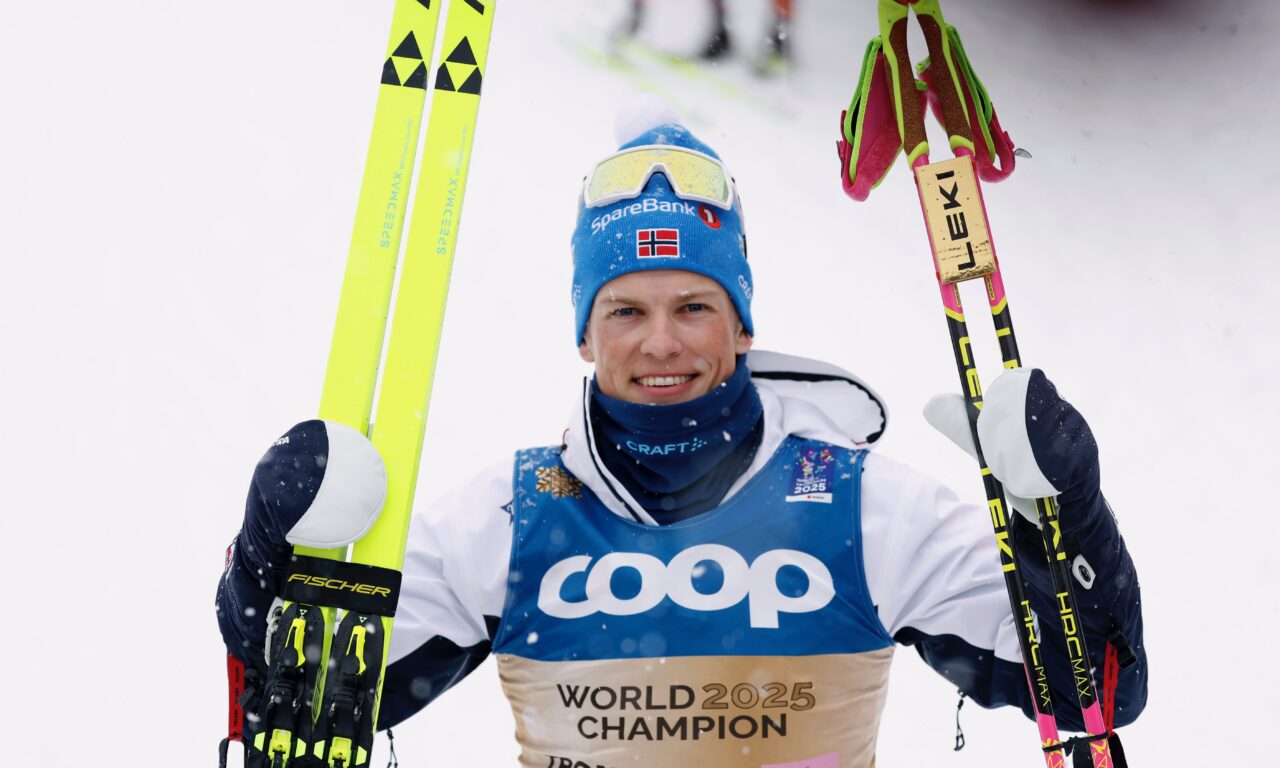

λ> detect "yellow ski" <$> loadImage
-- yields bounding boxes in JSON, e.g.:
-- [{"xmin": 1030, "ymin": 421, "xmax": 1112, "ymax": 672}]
[
  {"xmin": 246, "ymin": 0, "xmax": 444, "ymax": 765},
  {"xmin": 310, "ymin": 1, "xmax": 498, "ymax": 765}
]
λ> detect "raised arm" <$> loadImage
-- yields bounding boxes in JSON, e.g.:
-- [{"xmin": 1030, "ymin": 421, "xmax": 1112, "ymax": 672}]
[{"xmin": 863, "ymin": 370, "xmax": 1146, "ymax": 733}]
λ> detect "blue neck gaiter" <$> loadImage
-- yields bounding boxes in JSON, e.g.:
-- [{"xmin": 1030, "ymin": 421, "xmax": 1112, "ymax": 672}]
[{"xmin": 589, "ymin": 358, "xmax": 764, "ymax": 524}]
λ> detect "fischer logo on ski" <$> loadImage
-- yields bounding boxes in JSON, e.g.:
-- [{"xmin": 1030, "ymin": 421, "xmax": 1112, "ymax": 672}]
[{"xmin": 286, "ymin": 574, "xmax": 393, "ymax": 598}]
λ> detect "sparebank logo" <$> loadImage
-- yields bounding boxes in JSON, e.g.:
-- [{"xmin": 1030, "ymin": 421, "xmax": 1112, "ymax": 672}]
[
  {"xmin": 537, "ymin": 544, "xmax": 834, "ymax": 628},
  {"xmin": 590, "ymin": 197, "xmax": 699, "ymax": 235}
]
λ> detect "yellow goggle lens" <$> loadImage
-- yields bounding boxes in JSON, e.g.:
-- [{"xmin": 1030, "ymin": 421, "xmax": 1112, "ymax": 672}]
[{"xmin": 585, "ymin": 146, "xmax": 732, "ymax": 209}]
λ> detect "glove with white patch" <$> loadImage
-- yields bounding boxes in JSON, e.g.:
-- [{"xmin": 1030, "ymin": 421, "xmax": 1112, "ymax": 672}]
[
  {"xmin": 925, "ymin": 369, "xmax": 1146, "ymax": 693},
  {"xmin": 217, "ymin": 419, "xmax": 387, "ymax": 667},
  {"xmin": 922, "ymin": 368, "xmax": 1099, "ymax": 528}
]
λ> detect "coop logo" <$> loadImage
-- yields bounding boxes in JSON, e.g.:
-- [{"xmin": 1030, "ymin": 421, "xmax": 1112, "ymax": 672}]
[{"xmin": 537, "ymin": 544, "xmax": 834, "ymax": 628}]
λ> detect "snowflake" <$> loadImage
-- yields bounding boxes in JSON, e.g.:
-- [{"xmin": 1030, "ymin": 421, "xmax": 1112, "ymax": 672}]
[{"xmin": 535, "ymin": 466, "xmax": 583, "ymax": 499}]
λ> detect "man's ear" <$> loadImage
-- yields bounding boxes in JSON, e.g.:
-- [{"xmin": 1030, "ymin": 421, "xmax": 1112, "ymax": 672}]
[
  {"xmin": 735, "ymin": 326, "xmax": 753, "ymax": 356},
  {"xmin": 578, "ymin": 329, "xmax": 595, "ymax": 363}
]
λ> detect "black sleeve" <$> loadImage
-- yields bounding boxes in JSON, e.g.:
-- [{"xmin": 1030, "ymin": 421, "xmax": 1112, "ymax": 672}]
[{"xmin": 377, "ymin": 615, "xmax": 500, "ymax": 730}]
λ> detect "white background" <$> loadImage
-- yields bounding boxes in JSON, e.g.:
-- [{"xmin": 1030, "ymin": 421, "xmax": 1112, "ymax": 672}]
[{"xmin": 1, "ymin": 0, "xmax": 1275, "ymax": 764}]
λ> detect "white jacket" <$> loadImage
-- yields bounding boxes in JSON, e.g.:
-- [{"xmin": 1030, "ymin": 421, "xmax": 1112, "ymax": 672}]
[{"xmin": 388, "ymin": 350, "xmax": 1022, "ymax": 691}]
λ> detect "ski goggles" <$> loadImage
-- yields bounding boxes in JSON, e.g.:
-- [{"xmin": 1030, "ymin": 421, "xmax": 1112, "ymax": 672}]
[{"xmin": 582, "ymin": 145, "xmax": 735, "ymax": 210}]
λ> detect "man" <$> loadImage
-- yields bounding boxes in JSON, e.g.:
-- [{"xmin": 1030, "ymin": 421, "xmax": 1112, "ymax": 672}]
[{"xmin": 218, "ymin": 117, "xmax": 1146, "ymax": 766}]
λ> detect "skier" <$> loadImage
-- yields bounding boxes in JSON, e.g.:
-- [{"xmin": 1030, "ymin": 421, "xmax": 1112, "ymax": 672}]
[
  {"xmin": 217, "ymin": 110, "xmax": 1146, "ymax": 766},
  {"xmin": 621, "ymin": 0, "xmax": 794, "ymax": 63}
]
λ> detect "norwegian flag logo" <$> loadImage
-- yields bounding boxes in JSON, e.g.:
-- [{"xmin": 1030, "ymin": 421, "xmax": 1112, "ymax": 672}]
[{"xmin": 636, "ymin": 228, "xmax": 680, "ymax": 259}]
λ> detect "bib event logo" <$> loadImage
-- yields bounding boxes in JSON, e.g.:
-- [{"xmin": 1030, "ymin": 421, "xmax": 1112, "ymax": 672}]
[{"xmin": 786, "ymin": 448, "xmax": 834, "ymax": 504}]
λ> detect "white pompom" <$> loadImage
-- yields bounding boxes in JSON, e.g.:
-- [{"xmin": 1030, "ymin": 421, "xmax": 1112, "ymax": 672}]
[{"xmin": 614, "ymin": 93, "xmax": 682, "ymax": 145}]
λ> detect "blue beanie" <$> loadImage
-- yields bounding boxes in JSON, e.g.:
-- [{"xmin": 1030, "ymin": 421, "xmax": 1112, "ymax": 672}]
[{"xmin": 571, "ymin": 123, "xmax": 753, "ymax": 345}]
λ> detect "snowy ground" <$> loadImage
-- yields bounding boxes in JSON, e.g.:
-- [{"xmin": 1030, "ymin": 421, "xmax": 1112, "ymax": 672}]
[{"xmin": 2, "ymin": 0, "xmax": 1276, "ymax": 764}]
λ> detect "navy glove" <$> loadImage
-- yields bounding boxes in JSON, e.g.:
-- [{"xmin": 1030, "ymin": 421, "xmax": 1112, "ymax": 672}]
[
  {"xmin": 924, "ymin": 369, "xmax": 1147, "ymax": 730},
  {"xmin": 217, "ymin": 419, "xmax": 387, "ymax": 666}
]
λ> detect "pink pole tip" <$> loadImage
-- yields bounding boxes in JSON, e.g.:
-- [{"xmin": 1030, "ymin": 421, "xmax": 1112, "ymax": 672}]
[
  {"xmin": 1036, "ymin": 712, "xmax": 1066, "ymax": 768},
  {"xmin": 1080, "ymin": 702, "xmax": 1114, "ymax": 767}
]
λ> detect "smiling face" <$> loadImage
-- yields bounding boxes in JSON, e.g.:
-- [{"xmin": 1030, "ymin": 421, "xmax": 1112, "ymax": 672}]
[{"xmin": 579, "ymin": 270, "xmax": 753, "ymax": 405}]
